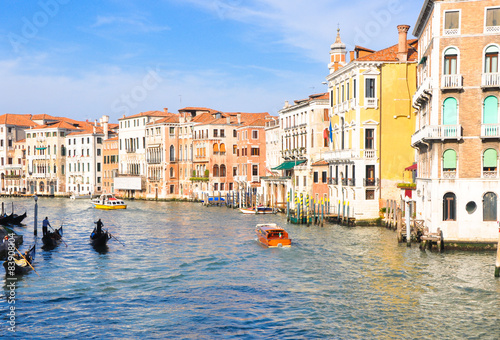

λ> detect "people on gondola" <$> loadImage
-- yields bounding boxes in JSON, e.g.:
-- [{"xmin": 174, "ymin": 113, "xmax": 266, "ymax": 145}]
[
  {"xmin": 95, "ymin": 219, "xmax": 103, "ymax": 235},
  {"xmin": 23, "ymin": 250, "xmax": 32, "ymax": 264},
  {"xmin": 42, "ymin": 217, "xmax": 51, "ymax": 236}
]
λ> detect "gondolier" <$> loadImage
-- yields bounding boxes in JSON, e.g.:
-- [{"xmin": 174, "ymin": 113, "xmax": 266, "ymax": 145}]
[
  {"xmin": 42, "ymin": 217, "xmax": 51, "ymax": 236},
  {"xmin": 95, "ymin": 219, "xmax": 103, "ymax": 235}
]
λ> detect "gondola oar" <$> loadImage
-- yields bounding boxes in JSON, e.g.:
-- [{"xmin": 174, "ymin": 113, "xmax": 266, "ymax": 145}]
[
  {"xmin": 47, "ymin": 224, "xmax": 68, "ymax": 247},
  {"xmin": 104, "ymin": 229, "xmax": 125, "ymax": 246},
  {"xmin": 13, "ymin": 245, "xmax": 39, "ymax": 276}
]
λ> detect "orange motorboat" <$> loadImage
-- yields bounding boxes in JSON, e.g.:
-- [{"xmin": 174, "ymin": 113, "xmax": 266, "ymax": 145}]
[{"xmin": 255, "ymin": 223, "xmax": 291, "ymax": 248}]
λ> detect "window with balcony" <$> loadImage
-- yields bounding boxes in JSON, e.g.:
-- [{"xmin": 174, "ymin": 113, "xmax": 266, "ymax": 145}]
[
  {"xmin": 444, "ymin": 10, "xmax": 460, "ymax": 35},
  {"xmin": 483, "ymin": 192, "xmax": 497, "ymax": 221},
  {"xmin": 483, "ymin": 96, "xmax": 498, "ymax": 126},
  {"xmin": 483, "ymin": 148, "xmax": 497, "ymax": 177},
  {"xmin": 486, "ymin": 7, "xmax": 500, "ymax": 33},
  {"xmin": 443, "ymin": 192, "xmax": 456, "ymax": 221},
  {"xmin": 443, "ymin": 97, "xmax": 458, "ymax": 127},
  {"xmin": 485, "ymin": 46, "xmax": 499, "ymax": 73},
  {"xmin": 443, "ymin": 47, "xmax": 458, "ymax": 75}
]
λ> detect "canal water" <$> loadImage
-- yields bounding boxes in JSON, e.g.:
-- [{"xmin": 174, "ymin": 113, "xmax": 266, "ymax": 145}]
[{"xmin": 0, "ymin": 198, "xmax": 499, "ymax": 339}]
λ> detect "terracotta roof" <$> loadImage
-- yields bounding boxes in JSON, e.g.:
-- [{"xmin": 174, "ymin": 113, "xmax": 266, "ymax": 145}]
[
  {"xmin": 0, "ymin": 114, "xmax": 39, "ymax": 127},
  {"xmin": 31, "ymin": 114, "xmax": 57, "ymax": 120},
  {"xmin": 153, "ymin": 115, "xmax": 180, "ymax": 124},
  {"xmin": 105, "ymin": 136, "xmax": 119, "ymax": 141},
  {"xmin": 66, "ymin": 126, "xmax": 104, "ymax": 136},
  {"xmin": 294, "ymin": 92, "xmax": 329, "ymax": 104},
  {"xmin": 119, "ymin": 110, "xmax": 172, "ymax": 120},
  {"xmin": 312, "ymin": 160, "xmax": 328, "ymax": 166},
  {"xmin": 355, "ymin": 39, "xmax": 418, "ymax": 62},
  {"xmin": 179, "ymin": 107, "xmax": 219, "ymax": 114},
  {"xmin": 31, "ymin": 120, "xmax": 83, "ymax": 130}
]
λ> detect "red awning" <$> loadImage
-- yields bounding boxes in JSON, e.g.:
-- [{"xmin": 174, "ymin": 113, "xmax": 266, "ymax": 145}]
[
  {"xmin": 405, "ymin": 163, "xmax": 417, "ymax": 171},
  {"xmin": 323, "ymin": 128, "xmax": 328, "ymax": 139}
]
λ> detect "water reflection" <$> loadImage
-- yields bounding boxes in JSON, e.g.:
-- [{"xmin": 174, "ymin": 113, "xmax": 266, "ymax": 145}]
[{"xmin": 0, "ymin": 198, "xmax": 498, "ymax": 339}]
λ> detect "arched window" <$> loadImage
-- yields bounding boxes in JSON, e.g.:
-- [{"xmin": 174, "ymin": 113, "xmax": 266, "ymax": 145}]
[
  {"xmin": 444, "ymin": 47, "xmax": 458, "ymax": 75},
  {"xmin": 213, "ymin": 164, "xmax": 219, "ymax": 177},
  {"xmin": 443, "ymin": 97, "xmax": 458, "ymax": 125},
  {"xmin": 483, "ymin": 148, "xmax": 497, "ymax": 172},
  {"xmin": 443, "ymin": 192, "xmax": 456, "ymax": 221},
  {"xmin": 213, "ymin": 143, "xmax": 219, "ymax": 154},
  {"xmin": 484, "ymin": 45, "xmax": 499, "ymax": 73},
  {"xmin": 220, "ymin": 143, "xmax": 226, "ymax": 154},
  {"xmin": 170, "ymin": 145, "xmax": 175, "ymax": 162},
  {"xmin": 170, "ymin": 167, "xmax": 174, "ymax": 178},
  {"xmin": 483, "ymin": 96, "xmax": 498, "ymax": 124},
  {"xmin": 483, "ymin": 192, "xmax": 497, "ymax": 221},
  {"xmin": 443, "ymin": 149, "xmax": 457, "ymax": 171},
  {"xmin": 220, "ymin": 164, "xmax": 226, "ymax": 177}
]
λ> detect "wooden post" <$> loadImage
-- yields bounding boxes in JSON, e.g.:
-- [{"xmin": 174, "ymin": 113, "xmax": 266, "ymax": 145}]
[
  {"xmin": 286, "ymin": 192, "xmax": 290, "ymax": 222},
  {"xmin": 321, "ymin": 198, "xmax": 324, "ymax": 227},
  {"xmin": 405, "ymin": 196, "xmax": 411, "ymax": 247},
  {"xmin": 338, "ymin": 200, "xmax": 341, "ymax": 223},
  {"xmin": 495, "ymin": 223, "xmax": 500, "ymax": 277},
  {"xmin": 396, "ymin": 208, "xmax": 403, "ymax": 242},
  {"xmin": 313, "ymin": 200, "xmax": 317, "ymax": 225},
  {"xmin": 346, "ymin": 201, "xmax": 350, "ymax": 226},
  {"xmin": 385, "ymin": 199, "xmax": 389, "ymax": 227},
  {"xmin": 306, "ymin": 194, "xmax": 310, "ymax": 226}
]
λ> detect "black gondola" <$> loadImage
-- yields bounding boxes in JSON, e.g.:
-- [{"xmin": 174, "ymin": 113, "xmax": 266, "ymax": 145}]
[
  {"xmin": 90, "ymin": 229, "xmax": 110, "ymax": 247},
  {"xmin": 10, "ymin": 212, "xmax": 27, "ymax": 226},
  {"xmin": 0, "ymin": 213, "xmax": 14, "ymax": 226},
  {"xmin": 3, "ymin": 244, "xmax": 35, "ymax": 275},
  {"xmin": 42, "ymin": 226, "xmax": 63, "ymax": 249}
]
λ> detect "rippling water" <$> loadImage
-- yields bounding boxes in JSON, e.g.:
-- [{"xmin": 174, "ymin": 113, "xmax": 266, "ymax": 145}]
[{"xmin": 0, "ymin": 198, "xmax": 499, "ymax": 339}]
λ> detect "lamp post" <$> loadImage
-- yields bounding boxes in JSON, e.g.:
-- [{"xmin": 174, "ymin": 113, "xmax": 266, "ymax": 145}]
[{"xmin": 33, "ymin": 195, "xmax": 38, "ymax": 236}]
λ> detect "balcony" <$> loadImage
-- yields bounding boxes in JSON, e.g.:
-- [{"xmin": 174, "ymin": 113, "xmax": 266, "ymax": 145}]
[
  {"xmin": 483, "ymin": 170, "xmax": 497, "ymax": 179},
  {"xmin": 411, "ymin": 125, "xmax": 462, "ymax": 146},
  {"xmin": 323, "ymin": 149, "xmax": 357, "ymax": 163},
  {"xmin": 442, "ymin": 170, "xmax": 456, "ymax": 179},
  {"xmin": 328, "ymin": 178, "xmax": 338, "ymax": 185},
  {"xmin": 341, "ymin": 178, "xmax": 348, "ymax": 186},
  {"xmin": 364, "ymin": 178, "xmax": 378, "ymax": 187},
  {"xmin": 251, "ymin": 175, "xmax": 260, "ymax": 183},
  {"xmin": 481, "ymin": 124, "xmax": 500, "ymax": 138},
  {"xmin": 444, "ymin": 28, "xmax": 459, "ymax": 35},
  {"xmin": 413, "ymin": 77, "xmax": 431, "ymax": 106},
  {"xmin": 441, "ymin": 74, "xmax": 463, "ymax": 90},
  {"xmin": 364, "ymin": 150, "xmax": 376, "ymax": 159},
  {"xmin": 481, "ymin": 73, "xmax": 500, "ymax": 88},
  {"xmin": 366, "ymin": 98, "xmax": 378, "ymax": 109},
  {"xmin": 348, "ymin": 178, "xmax": 355, "ymax": 186}
]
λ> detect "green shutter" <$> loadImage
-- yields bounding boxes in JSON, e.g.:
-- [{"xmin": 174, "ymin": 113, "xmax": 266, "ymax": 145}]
[
  {"xmin": 483, "ymin": 96, "xmax": 498, "ymax": 124},
  {"xmin": 443, "ymin": 98, "xmax": 457, "ymax": 125},
  {"xmin": 484, "ymin": 148, "xmax": 497, "ymax": 168},
  {"xmin": 443, "ymin": 149, "xmax": 457, "ymax": 170}
]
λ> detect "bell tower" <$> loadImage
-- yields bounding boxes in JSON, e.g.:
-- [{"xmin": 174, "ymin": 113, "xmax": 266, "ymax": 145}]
[{"xmin": 328, "ymin": 27, "xmax": 347, "ymax": 74}]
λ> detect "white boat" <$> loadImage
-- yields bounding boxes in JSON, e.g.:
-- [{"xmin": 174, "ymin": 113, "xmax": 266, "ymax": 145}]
[
  {"xmin": 240, "ymin": 206, "xmax": 277, "ymax": 214},
  {"xmin": 70, "ymin": 192, "xmax": 92, "ymax": 200},
  {"xmin": 91, "ymin": 194, "xmax": 127, "ymax": 210}
]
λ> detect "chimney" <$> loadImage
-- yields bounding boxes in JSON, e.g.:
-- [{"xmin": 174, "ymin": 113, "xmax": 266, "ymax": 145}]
[
  {"xmin": 284, "ymin": 100, "xmax": 290, "ymax": 108},
  {"xmin": 237, "ymin": 113, "xmax": 241, "ymax": 124},
  {"xmin": 397, "ymin": 25, "xmax": 410, "ymax": 62},
  {"xmin": 349, "ymin": 51, "xmax": 355, "ymax": 62},
  {"xmin": 226, "ymin": 117, "xmax": 231, "ymax": 124},
  {"xmin": 101, "ymin": 115, "xmax": 109, "ymax": 140},
  {"xmin": 164, "ymin": 108, "xmax": 168, "ymax": 113}
]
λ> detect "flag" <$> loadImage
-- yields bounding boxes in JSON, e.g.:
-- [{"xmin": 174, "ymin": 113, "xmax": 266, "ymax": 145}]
[{"xmin": 329, "ymin": 121, "xmax": 333, "ymax": 142}]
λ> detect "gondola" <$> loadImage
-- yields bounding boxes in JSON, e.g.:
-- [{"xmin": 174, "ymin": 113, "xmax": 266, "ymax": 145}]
[
  {"xmin": 0, "ymin": 213, "xmax": 14, "ymax": 226},
  {"xmin": 3, "ymin": 244, "xmax": 35, "ymax": 275},
  {"xmin": 90, "ymin": 228, "xmax": 110, "ymax": 247},
  {"xmin": 10, "ymin": 212, "xmax": 27, "ymax": 226},
  {"xmin": 42, "ymin": 226, "xmax": 63, "ymax": 249}
]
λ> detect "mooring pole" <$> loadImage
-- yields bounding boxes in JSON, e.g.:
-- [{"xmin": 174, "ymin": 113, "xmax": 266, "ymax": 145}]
[
  {"xmin": 405, "ymin": 196, "xmax": 411, "ymax": 247},
  {"xmin": 286, "ymin": 192, "xmax": 290, "ymax": 222},
  {"xmin": 33, "ymin": 195, "xmax": 38, "ymax": 236},
  {"xmin": 495, "ymin": 222, "xmax": 500, "ymax": 277}
]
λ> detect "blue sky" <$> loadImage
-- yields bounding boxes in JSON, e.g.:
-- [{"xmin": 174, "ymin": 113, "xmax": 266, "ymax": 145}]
[{"xmin": 0, "ymin": 0, "xmax": 424, "ymax": 123}]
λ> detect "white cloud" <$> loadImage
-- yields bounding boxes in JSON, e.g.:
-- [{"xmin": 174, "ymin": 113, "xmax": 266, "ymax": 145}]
[{"xmin": 90, "ymin": 15, "xmax": 170, "ymax": 33}]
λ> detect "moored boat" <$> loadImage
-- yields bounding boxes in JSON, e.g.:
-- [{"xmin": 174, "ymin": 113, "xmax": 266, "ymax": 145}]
[
  {"xmin": 240, "ymin": 206, "xmax": 276, "ymax": 214},
  {"xmin": 255, "ymin": 223, "xmax": 291, "ymax": 248},
  {"xmin": 3, "ymin": 244, "xmax": 35, "ymax": 275},
  {"xmin": 10, "ymin": 212, "xmax": 27, "ymax": 226},
  {"xmin": 91, "ymin": 194, "xmax": 127, "ymax": 210},
  {"xmin": 42, "ymin": 226, "xmax": 63, "ymax": 249},
  {"xmin": 70, "ymin": 193, "xmax": 92, "ymax": 200}
]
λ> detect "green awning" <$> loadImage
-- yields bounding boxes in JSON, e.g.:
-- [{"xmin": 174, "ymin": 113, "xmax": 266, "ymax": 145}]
[
  {"xmin": 272, "ymin": 159, "xmax": 306, "ymax": 170},
  {"xmin": 418, "ymin": 56, "xmax": 427, "ymax": 65}
]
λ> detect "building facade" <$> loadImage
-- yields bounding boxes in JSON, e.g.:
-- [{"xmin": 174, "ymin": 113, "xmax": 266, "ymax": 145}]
[{"xmin": 412, "ymin": 0, "xmax": 500, "ymax": 242}]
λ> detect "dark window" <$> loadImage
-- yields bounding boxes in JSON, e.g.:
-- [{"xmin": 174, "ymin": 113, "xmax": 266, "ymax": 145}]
[
  {"xmin": 313, "ymin": 171, "xmax": 319, "ymax": 183},
  {"xmin": 483, "ymin": 192, "xmax": 497, "ymax": 221},
  {"xmin": 365, "ymin": 78, "xmax": 375, "ymax": 98},
  {"xmin": 365, "ymin": 129, "xmax": 374, "ymax": 149},
  {"xmin": 322, "ymin": 171, "xmax": 327, "ymax": 183},
  {"xmin": 443, "ymin": 192, "xmax": 456, "ymax": 221}
]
